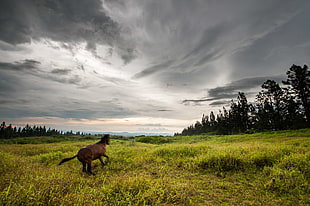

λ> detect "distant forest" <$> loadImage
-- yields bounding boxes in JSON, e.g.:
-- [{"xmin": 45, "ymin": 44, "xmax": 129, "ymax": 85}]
[
  {"xmin": 177, "ymin": 64, "xmax": 310, "ymax": 136},
  {"xmin": 0, "ymin": 122, "xmax": 89, "ymax": 139}
]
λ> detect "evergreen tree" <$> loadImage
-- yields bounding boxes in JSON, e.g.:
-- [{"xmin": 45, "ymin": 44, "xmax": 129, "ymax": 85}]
[
  {"xmin": 209, "ymin": 111, "xmax": 216, "ymax": 128},
  {"xmin": 0, "ymin": 122, "xmax": 5, "ymax": 138},
  {"xmin": 201, "ymin": 114, "xmax": 210, "ymax": 133},
  {"xmin": 256, "ymin": 80, "xmax": 284, "ymax": 130},
  {"xmin": 179, "ymin": 64, "xmax": 309, "ymax": 136},
  {"xmin": 281, "ymin": 87, "xmax": 306, "ymax": 129},
  {"xmin": 283, "ymin": 64, "xmax": 310, "ymax": 126},
  {"xmin": 237, "ymin": 92, "xmax": 250, "ymax": 132},
  {"xmin": 194, "ymin": 121, "xmax": 203, "ymax": 134},
  {"xmin": 228, "ymin": 93, "xmax": 250, "ymax": 133}
]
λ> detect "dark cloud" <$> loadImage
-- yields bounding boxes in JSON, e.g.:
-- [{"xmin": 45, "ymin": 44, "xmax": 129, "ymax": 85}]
[
  {"xmin": 0, "ymin": 59, "xmax": 83, "ymax": 87},
  {"xmin": 48, "ymin": 75, "xmax": 82, "ymax": 85},
  {"xmin": 212, "ymin": 75, "xmax": 286, "ymax": 95},
  {"xmin": 120, "ymin": 0, "xmax": 309, "ymax": 83},
  {"xmin": 210, "ymin": 100, "xmax": 231, "ymax": 106},
  {"xmin": 152, "ymin": 64, "xmax": 221, "ymax": 93},
  {"xmin": 157, "ymin": 109, "xmax": 173, "ymax": 112},
  {"xmin": 0, "ymin": 41, "xmax": 28, "ymax": 51},
  {"xmin": 180, "ymin": 22, "xmax": 232, "ymax": 68},
  {"xmin": 0, "ymin": 0, "xmax": 119, "ymax": 44},
  {"xmin": 0, "ymin": 99, "xmax": 30, "ymax": 105},
  {"xmin": 0, "ymin": 0, "xmax": 136, "ymax": 63},
  {"xmin": 59, "ymin": 109, "xmax": 134, "ymax": 119},
  {"xmin": 228, "ymin": 1, "xmax": 310, "ymax": 79},
  {"xmin": 182, "ymin": 75, "xmax": 286, "ymax": 106},
  {"xmin": 0, "ymin": 71, "xmax": 26, "ymax": 97},
  {"xmin": 0, "ymin": 1, "xmax": 32, "ymax": 44},
  {"xmin": 1, "ymin": 0, "xmax": 309, "ymax": 133},
  {"xmin": 119, "ymin": 48, "xmax": 137, "ymax": 65},
  {"xmin": 0, "ymin": 108, "xmax": 52, "ymax": 119},
  {"xmin": 208, "ymin": 77, "xmax": 273, "ymax": 100},
  {"xmin": 51, "ymin": 69, "xmax": 72, "ymax": 75},
  {"xmin": 0, "ymin": 96, "xmax": 137, "ymax": 120},
  {"xmin": 133, "ymin": 60, "xmax": 175, "ymax": 79},
  {"xmin": 0, "ymin": 59, "xmax": 40, "ymax": 71}
]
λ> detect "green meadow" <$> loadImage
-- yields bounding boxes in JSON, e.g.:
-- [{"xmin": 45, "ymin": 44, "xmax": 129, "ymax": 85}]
[{"xmin": 0, "ymin": 129, "xmax": 309, "ymax": 205}]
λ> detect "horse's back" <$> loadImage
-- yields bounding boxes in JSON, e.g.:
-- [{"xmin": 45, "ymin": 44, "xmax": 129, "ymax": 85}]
[
  {"xmin": 87, "ymin": 143, "xmax": 105, "ymax": 153},
  {"xmin": 78, "ymin": 144, "xmax": 106, "ymax": 161},
  {"xmin": 77, "ymin": 147, "xmax": 93, "ymax": 162}
]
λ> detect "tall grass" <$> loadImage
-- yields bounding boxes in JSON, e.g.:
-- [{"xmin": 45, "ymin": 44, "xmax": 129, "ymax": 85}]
[{"xmin": 0, "ymin": 129, "xmax": 309, "ymax": 205}]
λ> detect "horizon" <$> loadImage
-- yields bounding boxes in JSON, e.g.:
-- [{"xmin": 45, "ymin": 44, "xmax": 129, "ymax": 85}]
[
  {"xmin": 1, "ymin": 0, "xmax": 309, "ymax": 134},
  {"xmin": 0, "ymin": 121, "xmax": 173, "ymax": 136}
]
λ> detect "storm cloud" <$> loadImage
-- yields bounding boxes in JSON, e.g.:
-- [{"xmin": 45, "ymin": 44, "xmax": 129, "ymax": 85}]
[
  {"xmin": 0, "ymin": 59, "xmax": 40, "ymax": 71},
  {"xmin": 182, "ymin": 75, "xmax": 287, "ymax": 106},
  {"xmin": 0, "ymin": 0, "xmax": 309, "ymax": 134},
  {"xmin": 0, "ymin": 0, "xmax": 135, "ymax": 63}
]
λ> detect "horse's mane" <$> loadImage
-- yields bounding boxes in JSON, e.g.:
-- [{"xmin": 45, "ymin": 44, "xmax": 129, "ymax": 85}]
[{"xmin": 97, "ymin": 134, "xmax": 110, "ymax": 144}]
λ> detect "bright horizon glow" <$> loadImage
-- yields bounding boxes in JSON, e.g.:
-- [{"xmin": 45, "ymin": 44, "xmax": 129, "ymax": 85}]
[{"xmin": 5, "ymin": 116, "xmax": 190, "ymax": 134}]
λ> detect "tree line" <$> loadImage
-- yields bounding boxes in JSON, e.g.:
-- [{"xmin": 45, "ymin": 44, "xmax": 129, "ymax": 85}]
[
  {"xmin": 0, "ymin": 122, "xmax": 88, "ymax": 139},
  {"xmin": 177, "ymin": 64, "xmax": 310, "ymax": 136}
]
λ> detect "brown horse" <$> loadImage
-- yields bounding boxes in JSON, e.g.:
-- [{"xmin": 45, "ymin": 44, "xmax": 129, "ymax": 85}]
[{"xmin": 59, "ymin": 134, "xmax": 110, "ymax": 175}]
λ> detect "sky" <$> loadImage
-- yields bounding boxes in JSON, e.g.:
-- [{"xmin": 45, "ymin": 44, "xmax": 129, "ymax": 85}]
[{"xmin": 0, "ymin": 0, "xmax": 309, "ymax": 135}]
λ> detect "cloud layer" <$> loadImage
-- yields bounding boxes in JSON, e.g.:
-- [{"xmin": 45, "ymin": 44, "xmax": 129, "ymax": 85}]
[{"xmin": 0, "ymin": 0, "xmax": 309, "ymax": 133}]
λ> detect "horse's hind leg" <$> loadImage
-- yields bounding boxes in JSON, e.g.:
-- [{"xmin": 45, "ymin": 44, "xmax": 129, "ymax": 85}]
[
  {"xmin": 86, "ymin": 161, "xmax": 94, "ymax": 175},
  {"xmin": 82, "ymin": 162, "xmax": 87, "ymax": 173}
]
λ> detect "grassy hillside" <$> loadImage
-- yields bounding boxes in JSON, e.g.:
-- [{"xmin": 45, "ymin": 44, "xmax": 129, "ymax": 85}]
[{"xmin": 0, "ymin": 129, "xmax": 309, "ymax": 205}]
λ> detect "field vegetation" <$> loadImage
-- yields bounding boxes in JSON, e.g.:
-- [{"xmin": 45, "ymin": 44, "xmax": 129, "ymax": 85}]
[{"xmin": 0, "ymin": 129, "xmax": 309, "ymax": 205}]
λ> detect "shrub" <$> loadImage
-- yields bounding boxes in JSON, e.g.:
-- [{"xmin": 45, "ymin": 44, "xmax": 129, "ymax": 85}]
[
  {"xmin": 264, "ymin": 166, "xmax": 309, "ymax": 195},
  {"xmin": 153, "ymin": 146, "xmax": 199, "ymax": 158},
  {"xmin": 198, "ymin": 153, "xmax": 244, "ymax": 172},
  {"xmin": 101, "ymin": 177, "xmax": 194, "ymax": 205},
  {"xmin": 250, "ymin": 151, "xmax": 278, "ymax": 168},
  {"xmin": 135, "ymin": 136, "xmax": 170, "ymax": 144},
  {"xmin": 277, "ymin": 153, "xmax": 310, "ymax": 178}
]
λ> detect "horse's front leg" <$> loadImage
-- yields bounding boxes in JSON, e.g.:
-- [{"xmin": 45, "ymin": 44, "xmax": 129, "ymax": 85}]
[
  {"xmin": 99, "ymin": 154, "xmax": 109, "ymax": 167},
  {"xmin": 99, "ymin": 156, "xmax": 105, "ymax": 167},
  {"xmin": 103, "ymin": 154, "xmax": 109, "ymax": 164}
]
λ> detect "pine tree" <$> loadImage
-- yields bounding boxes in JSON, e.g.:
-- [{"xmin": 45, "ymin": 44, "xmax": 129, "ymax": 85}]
[
  {"xmin": 283, "ymin": 64, "xmax": 310, "ymax": 126},
  {"xmin": 256, "ymin": 80, "xmax": 285, "ymax": 130}
]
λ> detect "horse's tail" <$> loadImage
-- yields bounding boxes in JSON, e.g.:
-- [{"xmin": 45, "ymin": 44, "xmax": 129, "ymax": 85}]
[{"xmin": 59, "ymin": 155, "xmax": 77, "ymax": 165}]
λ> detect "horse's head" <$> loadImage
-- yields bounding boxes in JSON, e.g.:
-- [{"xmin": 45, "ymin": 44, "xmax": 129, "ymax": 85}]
[{"xmin": 100, "ymin": 134, "xmax": 110, "ymax": 145}]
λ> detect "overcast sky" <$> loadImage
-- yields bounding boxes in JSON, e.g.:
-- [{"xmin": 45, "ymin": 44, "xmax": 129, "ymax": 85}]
[{"xmin": 0, "ymin": 0, "xmax": 309, "ymax": 134}]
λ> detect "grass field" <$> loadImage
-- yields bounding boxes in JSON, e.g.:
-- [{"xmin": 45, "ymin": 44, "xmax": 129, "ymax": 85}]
[{"xmin": 0, "ymin": 129, "xmax": 309, "ymax": 205}]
